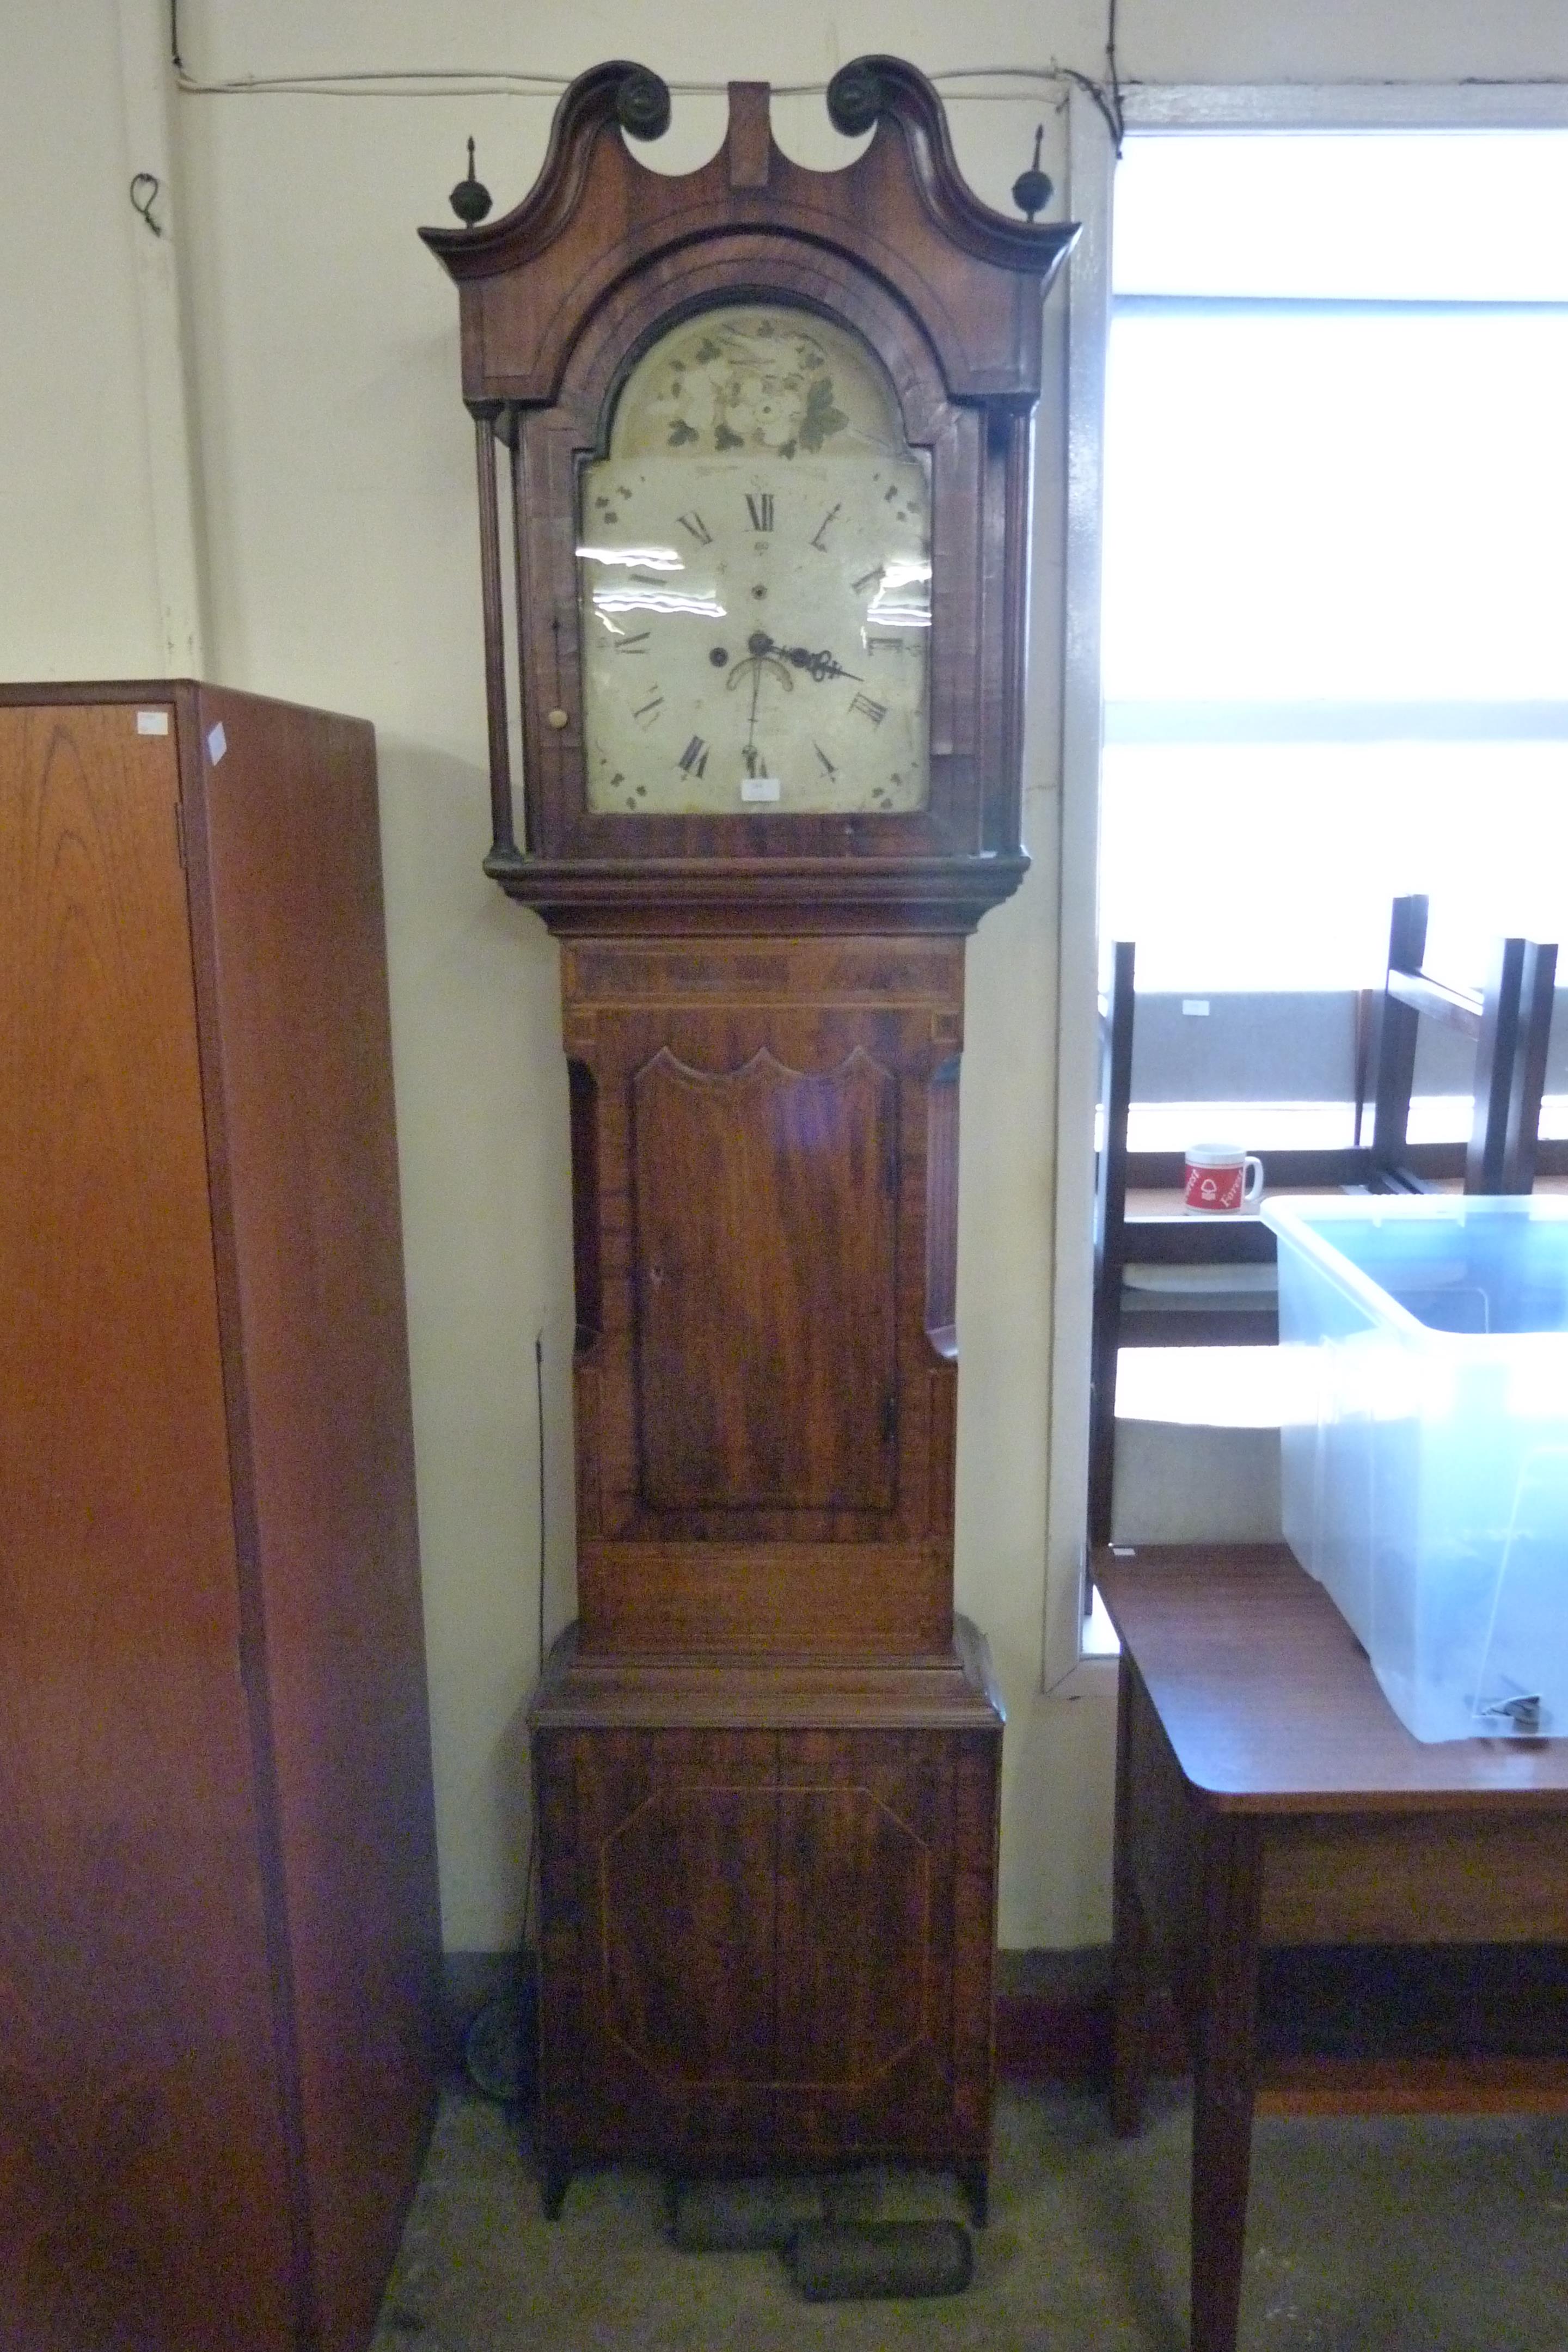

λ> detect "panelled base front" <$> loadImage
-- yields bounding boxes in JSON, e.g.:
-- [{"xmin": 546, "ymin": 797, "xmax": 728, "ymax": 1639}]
[{"xmin": 529, "ymin": 1619, "xmax": 1003, "ymax": 2216}]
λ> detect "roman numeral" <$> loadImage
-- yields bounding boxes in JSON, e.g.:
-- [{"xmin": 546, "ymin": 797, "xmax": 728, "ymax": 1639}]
[
  {"xmin": 850, "ymin": 693, "xmax": 887, "ymax": 727},
  {"xmin": 745, "ymin": 492, "xmax": 774, "ymax": 532},
  {"xmin": 678, "ymin": 736, "xmax": 709, "ymax": 777},
  {"xmin": 811, "ymin": 504, "xmax": 841, "ymax": 550},
  {"xmin": 676, "ymin": 511, "xmax": 713, "ymax": 544},
  {"xmin": 615, "ymin": 630, "xmax": 651, "ymax": 654},
  {"xmin": 814, "ymin": 743, "xmax": 838, "ymax": 780},
  {"xmin": 632, "ymin": 693, "xmax": 665, "ymax": 727},
  {"xmin": 852, "ymin": 565, "xmax": 884, "ymax": 594}
]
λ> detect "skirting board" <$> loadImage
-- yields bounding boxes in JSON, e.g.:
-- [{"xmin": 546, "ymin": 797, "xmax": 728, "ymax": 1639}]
[
  {"xmin": 993, "ymin": 1944, "xmax": 1568, "ymax": 2114},
  {"xmin": 442, "ymin": 1944, "xmax": 1568, "ymax": 2114}
]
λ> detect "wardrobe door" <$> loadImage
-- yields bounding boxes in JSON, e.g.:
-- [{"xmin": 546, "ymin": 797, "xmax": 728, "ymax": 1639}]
[{"xmin": 0, "ymin": 706, "xmax": 299, "ymax": 2351}]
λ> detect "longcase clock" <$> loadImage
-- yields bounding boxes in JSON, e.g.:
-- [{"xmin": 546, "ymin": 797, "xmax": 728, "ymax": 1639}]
[{"xmin": 424, "ymin": 56, "xmax": 1075, "ymax": 2217}]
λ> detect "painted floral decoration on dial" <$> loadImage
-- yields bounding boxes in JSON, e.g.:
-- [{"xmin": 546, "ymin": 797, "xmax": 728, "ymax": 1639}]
[{"xmin": 578, "ymin": 305, "xmax": 931, "ymax": 816}]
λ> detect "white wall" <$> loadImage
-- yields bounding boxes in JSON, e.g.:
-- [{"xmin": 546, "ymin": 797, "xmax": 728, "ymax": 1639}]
[
  {"xmin": 6, "ymin": 0, "xmax": 1567, "ymax": 1950},
  {"xmin": 0, "ymin": 2, "xmax": 166, "ymax": 677}
]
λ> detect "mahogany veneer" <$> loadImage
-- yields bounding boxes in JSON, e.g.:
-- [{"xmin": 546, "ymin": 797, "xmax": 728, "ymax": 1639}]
[
  {"xmin": 531, "ymin": 1619, "xmax": 1002, "ymax": 2219},
  {"xmin": 0, "ymin": 685, "xmax": 441, "ymax": 2352},
  {"xmin": 564, "ymin": 935, "xmax": 963, "ymax": 1655},
  {"xmin": 421, "ymin": 59, "xmax": 1074, "ymax": 928}
]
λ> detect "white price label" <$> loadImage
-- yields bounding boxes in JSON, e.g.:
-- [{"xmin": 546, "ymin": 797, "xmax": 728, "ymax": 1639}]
[
  {"xmin": 136, "ymin": 709, "xmax": 170, "ymax": 736},
  {"xmin": 740, "ymin": 776, "xmax": 781, "ymax": 803}
]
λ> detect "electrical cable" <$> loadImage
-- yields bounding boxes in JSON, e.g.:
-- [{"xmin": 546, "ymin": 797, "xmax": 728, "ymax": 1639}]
[
  {"xmin": 164, "ymin": 1, "xmax": 1568, "ymax": 140},
  {"xmin": 171, "ymin": 68, "xmax": 1092, "ymax": 99},
  {"xmin": 535, "ymin": 1329, "xmax": 546, "ymax": 1684},
  {"xmin": 518, "ymin": 1328, "xmax": 546, "ymax": 1968},
  {"xmin": 164, "ymin": 0, "xmax": 1126, "ymax": 145},
  {"xmin": 464, "ymin": 1327, "xmax": 547, "ymax": 2108}
]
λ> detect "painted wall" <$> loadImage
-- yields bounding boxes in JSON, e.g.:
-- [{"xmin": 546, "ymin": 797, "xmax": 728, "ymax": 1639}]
[
  {"xmin": 6, "ymin": 0, "xmax": 1567, "ymax": 1950},
  {"xmin": 0, "ymin": 2, "xmax": 166, "ymax": 677}
]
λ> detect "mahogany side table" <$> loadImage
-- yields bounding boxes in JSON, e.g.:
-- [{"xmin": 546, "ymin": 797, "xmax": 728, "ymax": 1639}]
[{"xmin": 1096, "ymin": 1542, "xmax": 1568, "ymax": 2352}]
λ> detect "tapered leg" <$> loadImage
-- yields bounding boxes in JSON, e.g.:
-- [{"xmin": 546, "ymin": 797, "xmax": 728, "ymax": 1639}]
[
  {"xmin": 1189, "ymin": 1814, "xmax": 1264, "ymax": 2352},
  {"xmin": 1110, "ymin": 1655, "xmax": 1152, "ymax": 2136}
]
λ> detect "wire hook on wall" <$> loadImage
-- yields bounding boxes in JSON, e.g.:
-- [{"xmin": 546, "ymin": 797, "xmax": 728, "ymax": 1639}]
[{"xmin": 130, "ymin": 172, "xmax": 164, "ymax": 237}]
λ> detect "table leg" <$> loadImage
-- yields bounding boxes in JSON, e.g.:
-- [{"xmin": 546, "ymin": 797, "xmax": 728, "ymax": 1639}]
[
  {"xmin": 1189, "ymin": 1814, "xmax": 1264, "ymax": 2352},
  {"xmin": 1111, "ymin": 1653, "xmax": 1151, "ymax": 2137}
]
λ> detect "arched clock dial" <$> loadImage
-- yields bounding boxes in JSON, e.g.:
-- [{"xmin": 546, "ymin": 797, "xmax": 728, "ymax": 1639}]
[{"xmin": 579, "ymin": 306, "xmax": 930, "ymax": 817}]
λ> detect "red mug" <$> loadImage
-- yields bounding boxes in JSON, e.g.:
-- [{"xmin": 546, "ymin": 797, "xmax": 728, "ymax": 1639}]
[{"xmin": 1184, "ymin": 1144, "xmax": 1263, "ymax": 1214}]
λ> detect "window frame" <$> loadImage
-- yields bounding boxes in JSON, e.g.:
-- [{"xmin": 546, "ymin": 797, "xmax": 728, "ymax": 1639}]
[{"xmin": 1042, "ymin": 81, "xmax": 1568, "ymax": 1693}]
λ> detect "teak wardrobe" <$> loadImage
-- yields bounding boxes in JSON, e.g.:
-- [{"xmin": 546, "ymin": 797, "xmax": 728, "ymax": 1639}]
[{"xmin": 0, "ymin": 683, "xmax": 440, "ymax": 2352}]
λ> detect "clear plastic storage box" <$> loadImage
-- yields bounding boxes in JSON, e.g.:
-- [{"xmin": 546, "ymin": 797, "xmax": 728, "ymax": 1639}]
[{"xmin": 1263, "ymin": 1194, "xmax": 1568, "ymax": 1743}]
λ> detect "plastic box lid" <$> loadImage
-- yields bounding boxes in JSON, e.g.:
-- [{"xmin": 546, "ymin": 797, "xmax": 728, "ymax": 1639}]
[{"xmin": 1262, "ymin": 1192, "xmax": 1568, "ymax": 1342}]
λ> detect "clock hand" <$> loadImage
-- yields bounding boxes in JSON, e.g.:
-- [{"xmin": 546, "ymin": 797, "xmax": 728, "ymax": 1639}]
[
  {"xmin": 757, "ymin": 633, "xmax": 864, "ymax": 684},
  {"xmin": 795, "ymin": 646, "xmax": 863, "ymax": 684},
  {"xmin": 746, "ymin": 653, "xmax": 762, "ymax": 771}
]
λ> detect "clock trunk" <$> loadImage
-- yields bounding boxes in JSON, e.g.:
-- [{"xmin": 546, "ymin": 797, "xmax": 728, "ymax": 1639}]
[{"xmin": 564, "ymin": 935, "xmax": 960, "ymax": 1656}]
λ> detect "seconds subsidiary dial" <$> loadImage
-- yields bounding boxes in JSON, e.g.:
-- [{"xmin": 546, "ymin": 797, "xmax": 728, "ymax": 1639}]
[{"xmin": 578, "ymin": 306, "xmax": 931, "ymax": 817}]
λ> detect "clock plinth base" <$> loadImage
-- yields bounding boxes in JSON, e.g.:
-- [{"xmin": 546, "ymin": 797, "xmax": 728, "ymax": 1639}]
[{"xmin": 529, "ymin": 1619, "xmax": 1003, "ymax": 2209}]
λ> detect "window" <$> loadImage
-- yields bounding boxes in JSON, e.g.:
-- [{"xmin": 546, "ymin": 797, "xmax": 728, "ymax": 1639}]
[
  {"xmin": 1100, "ymin": 130, "xmax": 1568, "ymax": 1150},
  {"xmin": 1044, "ymin": 99, "xmax": 1568, "ymax": 1689}
]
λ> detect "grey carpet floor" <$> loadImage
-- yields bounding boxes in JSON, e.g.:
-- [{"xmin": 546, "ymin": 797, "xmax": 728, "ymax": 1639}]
[{"xmin": 372, "ymin": 2082, "xmax": 1568, "ymax": 2351}]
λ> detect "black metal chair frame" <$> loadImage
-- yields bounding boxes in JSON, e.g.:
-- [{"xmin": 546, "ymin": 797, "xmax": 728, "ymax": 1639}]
[{"xmin": 1364, "ymin": 895, "xmax": 1558, "ymax": 1197}]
